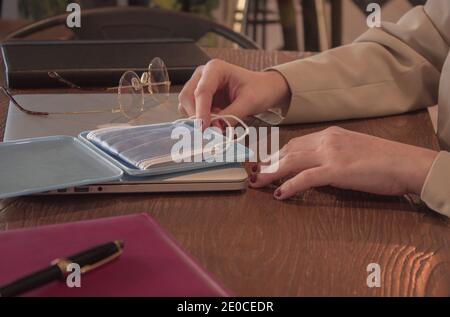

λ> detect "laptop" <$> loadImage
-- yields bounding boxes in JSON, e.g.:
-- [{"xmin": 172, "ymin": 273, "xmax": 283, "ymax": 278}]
[{"xmin": 3, "ymin": 93, "xmax": 249, "ymax": 194}]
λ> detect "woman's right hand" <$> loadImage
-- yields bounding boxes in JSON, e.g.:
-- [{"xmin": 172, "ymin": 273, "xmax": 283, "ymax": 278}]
[{"xmin": 178, "ymin": 59, "xmax": 291, "ymax": 128}]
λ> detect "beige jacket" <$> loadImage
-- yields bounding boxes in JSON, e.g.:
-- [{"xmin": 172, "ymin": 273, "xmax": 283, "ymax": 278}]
[{"xmin": 272, "ymin": 0, "xmax": 450, "ymax": 217}]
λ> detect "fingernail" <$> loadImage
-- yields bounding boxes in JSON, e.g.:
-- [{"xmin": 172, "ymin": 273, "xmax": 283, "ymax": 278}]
[
  {"xmin": 219, "ymin": 120, "xmax": 227, "ymax": 131},
  {"xmin": 274, "ymin": 188, "xmax": 283, "ymax": 199},
  {"xmin": 252, "ymin": 165, "xmax": 258, "ymax": 173},
  {"xmin": 249, "ymin": 174, "xmax": 257, "ymax": 183},
  {"xmin": 220, "ymin": 123, "xmax": 226, "ymax": 133},
  {"xmin": 213, "ymin": 121, "xmax": 225, "ymax": 132}
]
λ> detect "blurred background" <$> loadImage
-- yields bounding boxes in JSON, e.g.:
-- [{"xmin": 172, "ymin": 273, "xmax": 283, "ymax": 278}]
[{"xmin": 0, "ymin": 0, "xmax": 426, "ymax": 51}]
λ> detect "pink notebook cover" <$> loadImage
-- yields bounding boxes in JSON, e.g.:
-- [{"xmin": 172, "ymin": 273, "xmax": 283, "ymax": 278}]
[{"xmin": 0, "ymin": 214, "xmax": 229, "ymax": 297}]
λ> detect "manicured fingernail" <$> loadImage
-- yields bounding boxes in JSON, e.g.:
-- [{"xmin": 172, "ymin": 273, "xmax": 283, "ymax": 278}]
[
  {"xmin": 249, "ymin": 174, "xmax": 257, "ymax": 183},
  {"xmin": 212, "ymin": 120, "xmax": 225, "ymax": 132},
  {"xmin": 219, "ymin": 120, "xmax": 227, "ymax": 132},
  {"xmin": 252, "ymin": 165, "xmax": 258, "ymax": 173},
  {"xmin": 274, "ymin": 188, "xmax": 283, "ymax": 199}
]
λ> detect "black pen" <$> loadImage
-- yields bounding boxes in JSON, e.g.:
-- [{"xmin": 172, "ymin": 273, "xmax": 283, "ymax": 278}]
[{"xmin": 0, "ymin": 240, "xmax": 124, "ymax": 298}]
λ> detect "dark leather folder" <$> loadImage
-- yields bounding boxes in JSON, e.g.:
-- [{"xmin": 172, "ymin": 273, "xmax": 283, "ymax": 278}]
[{"xmin": 1, "ymin": 39, "xmax": 210, "ymax": 89}]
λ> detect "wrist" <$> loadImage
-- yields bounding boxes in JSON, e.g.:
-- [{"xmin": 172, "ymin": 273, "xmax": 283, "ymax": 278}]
[
  {"xmin": 406, "ymin": 148, "xmax": 438, "ymax": 195},
  {"xmin": 260, "ymin": 70, "xmax": 291, "ymax": 111}
]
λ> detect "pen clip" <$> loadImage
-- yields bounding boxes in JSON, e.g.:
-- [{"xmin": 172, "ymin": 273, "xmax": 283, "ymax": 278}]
[{"xmin": 80, "ymin": 251, "xmax": 123, "ymax": 274}]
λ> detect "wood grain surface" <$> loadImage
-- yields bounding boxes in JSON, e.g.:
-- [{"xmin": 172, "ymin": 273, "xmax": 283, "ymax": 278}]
[{"xmin": 1, "ymin": 21, "xmax": 449, "ymax": 297}]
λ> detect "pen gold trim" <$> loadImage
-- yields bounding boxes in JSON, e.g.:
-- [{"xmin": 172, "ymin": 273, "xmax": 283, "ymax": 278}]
[
  {"xmin": 52, "ymin": 259, "xmax": 72, "ymax": 278},
  {"xmin": 52, "ymin": 240, "xmax": 123, "ymax": 276}
]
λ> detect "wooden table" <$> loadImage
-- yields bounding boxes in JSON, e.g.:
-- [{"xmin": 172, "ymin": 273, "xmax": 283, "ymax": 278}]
[{"xmin": 1, "ymin": 22, "xmax": 450, "ymax": 297}]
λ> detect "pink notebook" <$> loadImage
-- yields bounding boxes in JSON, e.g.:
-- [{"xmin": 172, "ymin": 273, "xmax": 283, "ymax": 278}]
[{"xmin": 0, "ymin": 214, "xmax": 229, "ymax": 297}]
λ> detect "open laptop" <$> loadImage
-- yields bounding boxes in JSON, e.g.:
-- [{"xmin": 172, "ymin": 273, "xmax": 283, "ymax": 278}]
[{"xmin": 3, "ymin": 93, "xmax": 249, "ymax": 194}]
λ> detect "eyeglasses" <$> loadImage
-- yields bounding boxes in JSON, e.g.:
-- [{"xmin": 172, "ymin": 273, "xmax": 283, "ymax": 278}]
[{"xmin": 0, "ymin": 57, "xmax": 171, "ymax": 121}]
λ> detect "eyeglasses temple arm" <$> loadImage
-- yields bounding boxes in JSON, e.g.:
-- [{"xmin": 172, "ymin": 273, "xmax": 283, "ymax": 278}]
[
  {"xmin": 46, "ymin": 109, "xmax": 121, "ymax": 115},
  {"xmin": 0, "ymin": 86, "xmax": 50, "ymax": 116},
  {"xmin": 110, "ymin": 81, "xmax": 171, "ymax": 91},
  {"xmin": 48, "ymin": 72, "xmax": 104, "ymax": 91},
  {"xmin": 48, "ymin": 72, "xmax": 82, "ymax": 89}
]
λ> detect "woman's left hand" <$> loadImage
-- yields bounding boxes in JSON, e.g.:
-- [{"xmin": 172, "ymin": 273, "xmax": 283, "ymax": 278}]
[{"xmin": 249, "ymin": 127, "xmax": 438, "ymax": 200}]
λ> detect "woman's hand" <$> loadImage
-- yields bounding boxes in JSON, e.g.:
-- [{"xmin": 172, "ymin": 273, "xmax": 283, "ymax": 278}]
[
  {"xmin": 250, "ymin": 127, "xmax": 438, "ymax": 200},
  {"xmin": 178, "ymin": 59, "xmax": 291, "ymax": 128}
]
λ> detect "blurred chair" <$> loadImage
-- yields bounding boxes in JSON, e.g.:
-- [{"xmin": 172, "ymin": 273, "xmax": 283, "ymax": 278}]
[
  {"xmin": 302, "ymin": 0, "xmax": 329, "ymax": 51},
  {"xmin": 330, "ymin": 0, "xmax": 342, "ymax": 48},
  {"xmin": 233, "ymin": 0, "xmax": 280, "ymax": 49},
  {"xmin": 233, "ymin": 0, "xmax": 329, "ymax": 51},
  {"xmin": 78, "ymin": 0, "xmax": 118, "ymax": 8},
  {"xmin": 4, "ymin": 6, "xmax": 259, "ymax": 49}
]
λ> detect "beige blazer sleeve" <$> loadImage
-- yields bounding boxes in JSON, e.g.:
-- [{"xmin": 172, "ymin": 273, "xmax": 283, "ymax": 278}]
[
  {"xmin": 269, "ymin": 0, "xmax": 450, "ymax": 217},
  {"xmin": 271, "ymin": 1, "xmax": 448, "ymax": 124},
  {"xmin": 421, "ymin": 152, "xmax": 450, "ymax": 217}
]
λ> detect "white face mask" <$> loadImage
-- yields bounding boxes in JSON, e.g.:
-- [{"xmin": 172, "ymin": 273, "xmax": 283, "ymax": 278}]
[{"xmin": 87, "ymin": 115, "xmax": 249, "ymax": 170}]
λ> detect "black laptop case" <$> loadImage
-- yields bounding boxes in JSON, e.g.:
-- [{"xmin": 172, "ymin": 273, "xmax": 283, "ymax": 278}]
[{"xmin": 1, "ymin": 39, "xmax": 210, "ymax": 89}]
